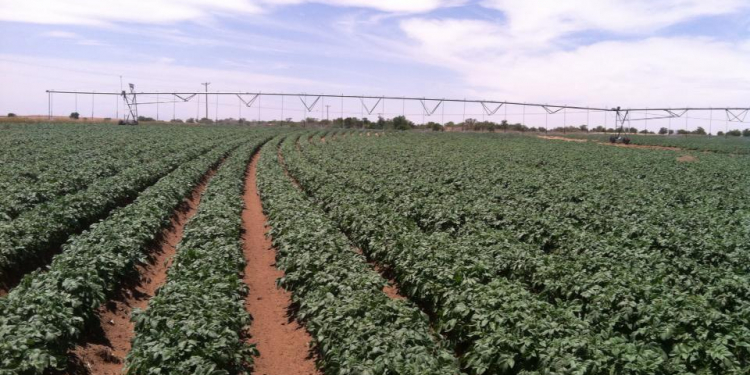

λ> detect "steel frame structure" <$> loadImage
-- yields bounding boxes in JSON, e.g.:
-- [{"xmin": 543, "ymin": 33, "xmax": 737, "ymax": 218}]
[{"xmin": 46, "ymin": 88, "xmax": 750, "ymax": 131}]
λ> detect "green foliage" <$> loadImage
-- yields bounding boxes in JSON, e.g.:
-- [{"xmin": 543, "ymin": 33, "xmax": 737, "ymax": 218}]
[
  {"xmin": 0, "ymin": 142, "xmax": 245, "ymax": 374},
  {"xmin": 0, "ymin": 136, "xmax": 226, "ymax": 279},
  {"xmin": 69, "ymin": 112, "xmax": 79, "ymax": 119},
  {"xmin": 255, "ymin": 135, "xmax": 460, "ymax": 374},
  {"xmin": 6, "ymin": 113, "xmax": 16, "ymax": 117},
  {"xmin": 284, "ymin": 132, "xmax": 750, "ymax": 375},
  {"xmin": 125, "ymin": 140, "xmax": 269, "ymax": 374}
]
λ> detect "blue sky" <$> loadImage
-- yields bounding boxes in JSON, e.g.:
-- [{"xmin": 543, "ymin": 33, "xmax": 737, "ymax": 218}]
[{"xmin": 1, "ymin": 0, "xmax": 749, "ymax": 130}]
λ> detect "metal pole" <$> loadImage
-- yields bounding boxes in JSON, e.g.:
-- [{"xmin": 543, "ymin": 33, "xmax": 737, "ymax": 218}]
[
  {"xmin": 709, "ymin": 108, "xmax": 713, "ymax": 136},
  {"xmin": 563, "ymin": 107, "xmax": 567, "ymax": 134},
  {"xmin": 215, "ymin": 92, "xmax": 219, "ymax": 122},
  {"xmin": 201, "ymin": 82, "xmax": 210, "ymax": 120},
  {"xmin": 725, "ymin": 110, "xmax": 728, "ymax": 137},
  {"xmin": 504, "ymin": 103, "xmax": 508, "ymax": 132},
  {"xmin": 48, "ymin": 92, "xmax": 51, "ymax": 120},
  {"xmin": 173, "ymin": 96, "xmax": 176, "ymax": 121},
  {"xmin": 644, "ymin": 108, "xmax": 648, "ymax": 133},
  {"xmin": 258, "ymin": 93, "xmax": 261, "ymax": 123},
  {"xmin": 238, "ymin": 96, "xmax": 242, "ymax": 120},
  {"xmin": 91, "ymin": 92, "xmax": 95, "ymax": 119},
  {"xmin": 522, "ymin": 104, "xmax": 526, "ymax": 127},
  {"xmin": 281, "ymin": 95, "xmax": 284, "ymax": 126},
  {"xmin": 156, "ymin": 92, "xmax": 159, "ymax": 121},
  {"xmin": 668, "ymin": 114, "xmax": 672, "ymax": 134},
  {"xmin": 197, "ymin": 94, "xmax": 200, "ymax": 120},
  {"xmin": 441, "ymin": 98, "xmax": 445, "ymax": 125}
]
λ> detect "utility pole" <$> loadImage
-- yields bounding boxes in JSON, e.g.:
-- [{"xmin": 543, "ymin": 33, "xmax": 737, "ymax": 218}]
[
  {"xmin": 326, "ymin": 105, "xmax": 331, "ymax": 122},
  {"xmin": 201, "ymin": 82, "xmax": 210, "ymax": 119}
]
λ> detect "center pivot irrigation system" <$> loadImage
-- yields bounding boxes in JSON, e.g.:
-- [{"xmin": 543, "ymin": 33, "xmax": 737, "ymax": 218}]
[{"xmin": 46, "ymin": 85, "xmax": 750, "ymax": 139}]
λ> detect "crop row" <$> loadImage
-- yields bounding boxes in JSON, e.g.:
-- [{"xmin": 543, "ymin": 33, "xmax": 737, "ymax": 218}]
[
  {"xmin": 125, "ymin": 138, "xmax": 269, "ymax": 374},
  {"xmin": 287, "ymin": 133, "xmax": 750, "ymax": 374},
  {"xmin": 0, "ymin": 137, "xmax": 227, "ymax": 280},
  {"xmin": 0, "ymin": 125, "xmax": 231, "ymax": 220},
  {"xmin": 564, "ymin": 133, "xmax": 750, "ymax": 154},
  {"xmin": 0, "ymin": 140, "xmax": 244, "ymax": 374},
  {"xmin": 258, "ymin": 136, "xmax": 459, "ymax": 374},
  {"xmin": 312, "ymin": 136, "xmax": 750, "ymax": 312},
  {"xmin": 317, "ymin": 134, "xmax": 750, "ymax": 358}
]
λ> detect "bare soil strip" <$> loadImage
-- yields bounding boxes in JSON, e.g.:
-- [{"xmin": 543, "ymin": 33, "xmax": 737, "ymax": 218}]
[
  {"xmin": 242, "ymin": 154, "xmax": 321, "ymax": 375},
  {"xmin": 68, "ymin": 168, "xmax": 218, "ymax": 375},
  {"xmin": 537, "ymin": 135, "xmax": 588, "ymax": 143},
  {"xmin": 537, "ymin": 135, "xmax": 688, "ymax": 151},
  {"xmin": 603, "ymin": 142, "xmax": 683, "ymax": 151},
  {"xmin": 677, "ymin": 154, "xmax": 698, "ymax": 162},
  {"xmin": 352, "ymin": 247, "xmax": 406, "ymax": 300}
]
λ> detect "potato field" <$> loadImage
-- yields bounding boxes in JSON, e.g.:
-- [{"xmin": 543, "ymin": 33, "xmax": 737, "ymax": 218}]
[{"xmin": 1, "ymin": 123, "xmax": 749, "ymax": 375}]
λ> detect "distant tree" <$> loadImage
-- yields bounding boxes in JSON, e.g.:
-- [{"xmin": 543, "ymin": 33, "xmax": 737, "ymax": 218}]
[
  {"xmin": 199, "ymin": 117, "xmax": 213, "ymax": 124},
  {"xmin": 693, "ymin": 127, "xmax": 707, "ymax": 135},
  {"xmin": 668, "ymin": 129, "xmax": 675, "ymax": 135},
  {"xmin": 743, "ymin": 129, "xmax": 750, "ymax": 137},
  {"xmin": 7, "ymin": 113, "xmax": 16, "ymax": 117},
  {"xmin": 137, "ymin": 116, "xmax": 155, "ymax": 122},
  {"xmin": 376, "ymin": 116, "xmax": 386, "ymax": 129},
  {"xmin": 69, "ymin": 112, "xmax": 80, "ymax": 120},
  {"xmin": 425, "ymin": 121, "xmax": 443, "ymax": 132},
  {"xmin": 677, "ymin": 129, "xmax": 689, "ymax": 135},
  {"xmin": 727, "ymin": 129, "xmax": 742, "ymax": 136},
  {"xmin": 639, "ymin": 129, "xmax": 649, "ymax": 134},
  {"xmin": 717, "ymin": 131, "xmax": 725, "ymax": 136},
  {"xmin": 186, "ymin": 118, "xmax": 195, "ymax": 123},
  {"xmin": 658, "ymin": 127, "xmax": 668, "ymax": 135},
  {"xmin": 579, "ymin": 125, "xmax": 588, "ymax": 132},
  {"xmin": 170, "ymin": 119, "xmax": 184, "ymax": 123},
  {"xmin": 392, "ymin": 115, "xmax": 413, "ymax": 130}
]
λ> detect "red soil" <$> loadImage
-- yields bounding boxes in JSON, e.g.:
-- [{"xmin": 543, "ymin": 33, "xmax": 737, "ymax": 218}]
[
  {"xmin": 604, "ymin": 142, "xmax": 683, "ymax": 151},
  {"xmin": 537, "ymin": 135, "xmax": 587, "ymax": 143},
  {"xmin": 352, "ymin": 247, "xmax": 405, "ymax": 300},
  {"xmin": 242, "ymin": 154, "xmax": 321, "ymax": 375},
  {"xmin": 677, "ymin": 154, "xmax": 698, "ymax": 162},
  {"xmin": 68, "ymin": 168, "xmax": 217, "ymax": 375}
]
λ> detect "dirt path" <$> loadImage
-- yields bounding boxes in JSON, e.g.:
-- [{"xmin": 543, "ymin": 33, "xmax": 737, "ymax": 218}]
[
  {"xmin": 537, "ymin": 135, "xmax": 587, "ymax": 143},
  {"xmin": 242, "ymin": 154, "xmax": 321, "ymax": 375},
  {"xmin": 602, "ymin": 142, "xmax": 683, "ymax": 151},
  {"xmin": 69, "ymin": 168, "xmax": 218, "ymax": 375},
  {"xmin": 352, "ymin": 247, "xmax": 405, "ymax": 300}
]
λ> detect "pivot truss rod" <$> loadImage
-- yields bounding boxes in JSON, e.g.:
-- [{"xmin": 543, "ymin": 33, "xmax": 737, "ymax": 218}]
[{"xmin": 46, "ymin": 89, "xmax": 750, "ymax": 125}]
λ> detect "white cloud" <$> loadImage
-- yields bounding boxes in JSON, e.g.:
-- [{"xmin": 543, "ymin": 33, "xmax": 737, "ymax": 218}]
[
  {"xmin": 480, "ymin": 0, "xmax": 748, "ymax": 47},
  {"xmin": 0, "ymin": 54, "xmax": 343, "ymax": 118},
  {"xmin": 0, "ymin": 0, "xmax": 459, "ymax": 26},
  {"xmin": 43, "ymin": 30, "xmax": 78, "ymax": 38},
  {"xmin": 401, "ymin": 17, "xmax": 750, "ymax": 108},
  {"xmin": 267, "ymin": 0, "xmax": 463, "ymax": 13}
]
